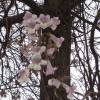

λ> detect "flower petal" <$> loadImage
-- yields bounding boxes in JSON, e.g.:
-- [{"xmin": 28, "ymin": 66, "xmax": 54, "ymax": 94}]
[
  {"xmin": 47, "ymin": 48, "xmax": 55, "ymax": 56},
  {"xmin": 50, "ymin": 34, "xmax": 64, "ymax": 48},
  {"xmin": 62, "ymin": 83, "xmax": 76, "ymax": 100},
  {"xmin": 44, "ymin": 60, "xmax": 57, "ymax": 76},
  {"xmin": 23, "ymin": 11, "xmax": 32, "ymax": 20},
  {"xmin": 50, "ymin": 17, "xmax": 60, "ymax": 30},
  {"xmin": 48, "ymin": 78, "xmax": 61, "ymax": 88}
]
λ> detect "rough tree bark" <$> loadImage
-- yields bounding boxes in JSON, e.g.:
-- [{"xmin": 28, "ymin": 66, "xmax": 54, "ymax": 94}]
[
  {"xmin": 40, "ymin": 5, "xmax": 71, "ymax": 100},
  {"xmin": 40, "ymin": 0, "xmax": 81, "ymax": 100}
]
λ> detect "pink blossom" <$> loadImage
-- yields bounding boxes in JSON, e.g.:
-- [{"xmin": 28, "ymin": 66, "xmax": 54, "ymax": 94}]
[
  {"xmin": 23, "ymin": 13, "xmax": 37, "ymax": 28},
  {"xmin": 31, "ymin": 53, "xmax": 47, "ymax": 65},
  {"xmin": 48, "ymin": 78, "xmax": 61, "ymax": 88},
  {"xmin": 31, "ymin": 53, "xmax": 42, "ymax": 64},
  {"xmin": 23, "ymin": 12, "xmax": 61, "ymax": 33},
  {"xmin": 23, "ymin": 11, "xmax": 40, "ymax": 33},
  {"xmin": 44, "ymin": 60, "xmax": 57, "ymax": 76},
  {"xmin": 30, "ymin": 46, "xmax": 46, "ymax": 64},
  {"xmin": 62, "ymin": 83, "xmax": 76, "ymax": 99},
  {"xmin": 51, "ymin": 17, "xmax": 60, "ymax": 30},
  {"xmin": 28, "ymin": 60, "xmax": 47, "ymax": 70},
  {"xmin": 17, "ymin": 68, "xmax": 30, "ymax": 84},
  {"xmin": 39, "ymin": 14, "xmax": 50, "ymax": 23},
  {"xmin": 38, "ymin": 14, "xmax": 51, "ymax": 29},
  {"xmin": 31, "ymin": 46, "xmax": 46, "ymax": 54},
  {"xmin": 23, "ymin": 11, "xmax": 32, "ymax": 20},
  {"xmin": 50, "ymin": 34, "xmax": 64, "ymax": 48},
  {"xmin": 47, "ymin": 48, "xmax": 55, "ymax": 56}
]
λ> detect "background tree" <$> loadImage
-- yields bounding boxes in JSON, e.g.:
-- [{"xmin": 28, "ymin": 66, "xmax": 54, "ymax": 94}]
[{"xmin": 0, "ymin": 0, "xmax": 99, "ymax": 100}]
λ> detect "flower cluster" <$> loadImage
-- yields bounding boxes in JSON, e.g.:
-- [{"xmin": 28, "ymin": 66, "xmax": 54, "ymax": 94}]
[
  {"xmin": 22, "ymin": 11, "xmax": 60, "ymax": 34},
  {"xmin": 18, "ymin": 11, "xmax": 62, "ymax": 83},
  {"xmin": 48, "ymin": 78, "xmax": 76, "ymax": 99},
  {"xmin": 17, "ymin": 11, "xmax": 75, "ymax": 100},
  {"xmin": 20, "ymin": 44, "xmax": 47, "ymax": 70}
]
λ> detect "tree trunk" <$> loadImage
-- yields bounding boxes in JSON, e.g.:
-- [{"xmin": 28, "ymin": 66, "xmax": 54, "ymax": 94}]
[{"xmin": 40, "ymin": 0, "xmax": 72, "ymax": 100}]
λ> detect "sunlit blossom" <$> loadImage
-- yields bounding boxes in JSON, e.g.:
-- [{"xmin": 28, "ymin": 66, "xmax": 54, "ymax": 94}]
[
  {"xmin": 28, "ymin": 59, "xmax": 47, "ymax": 70},
  {"xmin": 28, "ymin": 63, "xmax": 41, "ymax": 70},
  {"xmin": 48, "ymin": 78, "xmax": 61, "ymax": 88}
]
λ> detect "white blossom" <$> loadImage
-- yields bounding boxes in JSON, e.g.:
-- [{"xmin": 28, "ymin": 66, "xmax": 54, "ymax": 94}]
[
  {"xmin": 48, "ymin": 78, "xmax": 61, "ymax": 88},
  {"xmin": 28, "ymin": 63, "xmax": 41, "ymax": 70}
]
